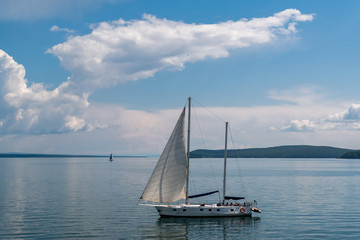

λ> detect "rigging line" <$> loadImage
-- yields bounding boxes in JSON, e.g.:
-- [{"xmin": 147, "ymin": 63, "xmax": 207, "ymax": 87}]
[
  {"xmin": 188, "ymin": 167, "xmax": 196, "ymax": 198},
  {"xmin": 193, "ymin": 104, "xmax": 207, "ymax": 148},
  {"xmin": 192, "ymin": 103, "xmax": 221, "ymax": 194},
  {"xmin": 188, "ymin": 106, "xmax": 200, "ymax": 199},
  {"xmin": 192, "ymin": 98, "xmax": 226, "ymax": 123},
  {"xmin": 228, "ymin": 124, "xmax": 249, "ymax": 198}
]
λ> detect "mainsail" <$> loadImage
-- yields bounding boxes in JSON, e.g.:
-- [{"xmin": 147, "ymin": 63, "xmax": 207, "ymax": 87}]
[{"xmin": 140, "ymin": 108, "xmax": 187, "ymax": 203}]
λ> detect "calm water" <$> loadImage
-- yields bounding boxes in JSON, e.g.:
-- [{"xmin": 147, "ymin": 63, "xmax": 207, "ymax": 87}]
[{"xmin": 1, "ymin": 157, "xmax": 360, "ymax": 239}]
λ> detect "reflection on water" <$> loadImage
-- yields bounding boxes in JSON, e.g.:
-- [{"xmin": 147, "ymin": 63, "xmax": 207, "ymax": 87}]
[
  {"xmin": 2, "ymin": 157, "xmax": 360, "ymax": 239},
  {"xmin": 141, "ymin": 216, "xmax": 261, "ymax": 239}
]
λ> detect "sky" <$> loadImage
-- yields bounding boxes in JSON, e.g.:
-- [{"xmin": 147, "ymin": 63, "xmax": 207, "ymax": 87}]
[{"xmin": 1, "ymin": 0, "xmax": 360, "ymax": 155}]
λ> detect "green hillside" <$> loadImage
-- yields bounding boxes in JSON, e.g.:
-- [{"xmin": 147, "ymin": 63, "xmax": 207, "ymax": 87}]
[{"xmin": 190, "ymin": 145, "xmax": 354, "ymax": 158}]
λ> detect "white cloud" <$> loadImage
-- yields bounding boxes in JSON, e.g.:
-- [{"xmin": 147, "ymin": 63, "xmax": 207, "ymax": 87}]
[
  {"xmin": 281, "ymin": 120, "xmax": 316, "ymax": 132},
  {"xmin": 269, "ymin": 85, "xmax": 360, "ymax": 133},
  {"xmin": 47, "ymin": 9, "xmax": 314, "ymax": 92},
  {"xmin": 0, "ymin": 49, "xmax": 92, "ymax": 134},
  {"xmin": 324, "ymin": 104, "xmax": 360, "ymax": 131},
  {"xmin": 343, "ymin": 104, "xmax": 360, "ymax": 120},
  {"xmin": 63, "ymin": 116, "xmax": 86, "ymax": 131},
  {"xmin": 50, "ymin": 25, "xmax": 75, "ymax": 34},
  {"xmin": 275, "ymin": 8, "xmax": 314, "ymax": 22},
  {"xmin": 281, "ymin": 102, "xmax": 360, "ymax": 132},
  {"xmin": 327, "ymin": 104, "xmax": 360, "ymax": 122}
]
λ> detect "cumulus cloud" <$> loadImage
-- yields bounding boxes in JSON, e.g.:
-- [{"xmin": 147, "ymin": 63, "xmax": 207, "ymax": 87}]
[
  {"xmin": 47, "ymin": 9, "xmax": 314, "ymax": 92},
  {"xmin": 281, "ymin": 104, "xmax": 360, "ymax": 132},
  {"xmin": 0, "ymin": 50, "xmax": 92, "ymax": 134},
  {"xmin": 327, "ymin": 104, "xmax": 360, "ymax": 122},
  {"xmin": 281, "ymin": 120, "xmax": 316, "ymax": 132}
]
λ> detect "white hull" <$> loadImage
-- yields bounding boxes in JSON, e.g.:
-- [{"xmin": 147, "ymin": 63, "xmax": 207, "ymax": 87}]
[{"xmin": 155, "ymin": 204, "xmax": 252, "ymax": 217}]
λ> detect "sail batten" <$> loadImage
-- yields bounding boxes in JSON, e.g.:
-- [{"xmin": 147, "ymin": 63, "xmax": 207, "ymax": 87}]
[{"xmin": 140, "ymin": 108, "xmax": 187, "ymax": 203}]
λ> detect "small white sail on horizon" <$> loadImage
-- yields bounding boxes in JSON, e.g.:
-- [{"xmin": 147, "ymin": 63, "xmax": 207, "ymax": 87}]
[{"xmin": 140, "ymin": 108, "xmax": 187, "ymax": 203}]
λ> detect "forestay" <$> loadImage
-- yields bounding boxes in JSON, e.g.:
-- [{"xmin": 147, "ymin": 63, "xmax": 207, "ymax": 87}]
[{"xmin": 140, "ymin": 108, "xmax": 187, "ymax": 203}]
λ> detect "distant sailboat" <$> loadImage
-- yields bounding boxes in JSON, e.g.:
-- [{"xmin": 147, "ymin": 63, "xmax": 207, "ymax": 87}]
[
  {"xmin": 109, "ymin": 153, "xmax": 113, "ymax": 162},
  {"xmin": 139, "ymin": 97, "xmax": 261, "ymax": 217}
]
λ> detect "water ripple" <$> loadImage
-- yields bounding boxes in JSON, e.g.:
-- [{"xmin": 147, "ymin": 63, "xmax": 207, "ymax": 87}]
[{"xmin": 1, "ymin": 158, "xmax": 360, "ymax": 239}]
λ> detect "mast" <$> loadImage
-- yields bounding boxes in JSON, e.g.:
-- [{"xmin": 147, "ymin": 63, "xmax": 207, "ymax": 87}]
[
  {"xmin": 185, "ymin": 97, "xmax": 191, "ymax": 204},
  {"xmin": 222, "ymin": 122, "xmax": 228, "ymax": 204}
]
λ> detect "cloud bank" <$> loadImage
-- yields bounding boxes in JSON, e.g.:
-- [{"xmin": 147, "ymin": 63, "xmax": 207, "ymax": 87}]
[
  {"xmin": 281, "ymin": 99, "xmax": 360, "ymax": 132},
  {"xmin": 2, "ymin": 9, "xmax": 334, "ymax": 153},
  {"xmin": 48, "ymin": 9, "xmax": 314, "ymax": 92},
  {"xmin": 0, "ymin": 50, "xmax": 92, "ymax": 134}
]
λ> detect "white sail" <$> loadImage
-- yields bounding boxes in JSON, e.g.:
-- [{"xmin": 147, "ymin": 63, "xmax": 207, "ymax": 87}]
[{"xmin": 140, "ymin": 108, "xmax": 187, "ymax": 203}]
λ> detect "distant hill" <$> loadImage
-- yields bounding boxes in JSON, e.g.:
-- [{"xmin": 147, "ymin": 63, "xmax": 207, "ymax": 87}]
[
  {"xmin": 339, "ymin": 150, "xmax": 360, "ymax": 159},
  {"xmin": 190, "ymin": 145, "xmax": 355, "ymax": 158}
]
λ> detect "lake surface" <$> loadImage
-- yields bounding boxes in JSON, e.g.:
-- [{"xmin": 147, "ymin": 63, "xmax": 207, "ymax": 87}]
[{"xmin": 1, "ymin": 157, "xmax": 360, "ymax": 239}]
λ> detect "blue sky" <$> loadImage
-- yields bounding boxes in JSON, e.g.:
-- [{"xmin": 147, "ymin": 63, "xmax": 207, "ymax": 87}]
[{"xmin": 1, "ymin": 0, "xmax": 360, "ymax": 155}]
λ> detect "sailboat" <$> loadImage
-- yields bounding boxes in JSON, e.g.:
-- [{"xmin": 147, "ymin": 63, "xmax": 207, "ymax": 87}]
[
  {"xmin": 140, "ymin": 97, "xmax": 260, "ymax": 217},
  {"xmin": 109, "ymin": 153, "xmax": 113, "ymax": 162}
]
